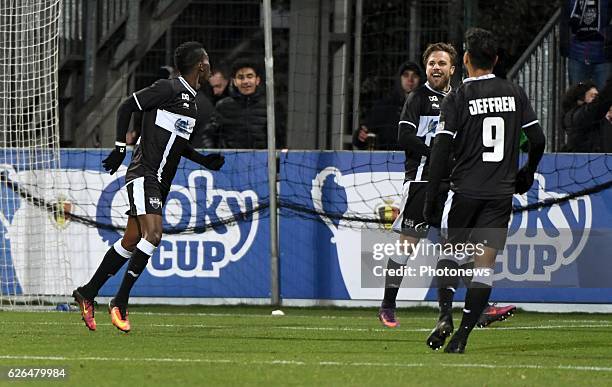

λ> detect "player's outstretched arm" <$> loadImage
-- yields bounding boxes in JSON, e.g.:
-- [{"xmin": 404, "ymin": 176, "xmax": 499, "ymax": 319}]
[
  {"xmin": 515, "ymin": 123, "xmax": 545, "ymax": 194},
  {"xmin": 102, "ymin": 97, "xmax": 140, "ymax": 174},
  {"xmin": 182, "ymin": 143, "xmax": 225, "ymax": 171}
]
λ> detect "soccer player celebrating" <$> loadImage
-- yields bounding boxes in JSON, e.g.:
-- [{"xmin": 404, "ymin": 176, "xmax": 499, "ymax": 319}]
[
  {"xmin": 72, "ymin": 41, "xmax": 225, "ymax": 333},
  {"xmin": 380, "ymin": 42, "xmax": 456, "ymax": 327},
  {"xmin": 423, "ymin": 28, "xmax": 545, "ymax": 353},
  {"xmin": 379, "ymin": 43, "xmax": 516, "ymax": 330}
]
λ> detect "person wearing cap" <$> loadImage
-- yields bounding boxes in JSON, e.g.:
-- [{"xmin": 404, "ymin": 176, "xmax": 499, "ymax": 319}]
[{"xmin": 353, "ymin": 61, "xmax": 424, "ymax": 150}]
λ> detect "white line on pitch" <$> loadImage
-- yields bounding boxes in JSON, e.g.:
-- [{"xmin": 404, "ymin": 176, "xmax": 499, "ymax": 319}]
[
  {"xmin": 0, "ymin": 355, "xmax": 610, "ymax": 373},
  {"xmin": 274, "ymin": 324, "xmax": 612, "ymax": 332},
  {"xmin": 0, "ymin": 320, "xmax": 610, "ymax": 332}
]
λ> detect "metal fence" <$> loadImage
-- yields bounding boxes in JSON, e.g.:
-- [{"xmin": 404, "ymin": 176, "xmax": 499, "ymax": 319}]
[{"xmin": 507, "ymin": 8, "xmax": 566, "ymax": 152}]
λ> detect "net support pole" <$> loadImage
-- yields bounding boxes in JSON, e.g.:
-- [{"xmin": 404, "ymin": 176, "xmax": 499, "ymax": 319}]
[
  {"xmin": 263, "ymin": 0, "xmax": 280, "ymax": 306},
  {"xmin": 351, "ymin": 0, "xmax": 363, "ymax": 138}
]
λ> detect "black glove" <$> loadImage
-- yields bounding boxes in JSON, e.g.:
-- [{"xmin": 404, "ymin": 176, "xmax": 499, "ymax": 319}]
[
  {"xmin": 201, "ymin": 153, "xmax": 225, "ymax": 171},
  {"xmin": 423, "ymin": 192, "xmax": 443, "ymax": 227},
  {"xmin": 515, "ymin": 166, "xmax": 535, "ymax": 194},
  {"xmin": 102, "ymin": 143, "xmax": 126, "ymax": 175}
]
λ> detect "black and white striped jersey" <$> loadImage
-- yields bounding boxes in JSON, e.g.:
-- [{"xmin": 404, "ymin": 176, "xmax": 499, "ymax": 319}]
[
  {"xmin": 398, "ymin": 82, "xmax": 450, "ymax": 181},
  {"xmin": 435, "ymin": 74, "xmax": 538, "ymax": 199},
  {"xmin": 125, "ymin": 76, "xmax": 198, "ymax": 191}
]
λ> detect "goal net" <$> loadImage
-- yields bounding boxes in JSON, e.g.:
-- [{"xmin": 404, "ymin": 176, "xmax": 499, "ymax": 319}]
[{"xmin": 0, "ymin": 0, "xmax": 68, "ymax": 306}]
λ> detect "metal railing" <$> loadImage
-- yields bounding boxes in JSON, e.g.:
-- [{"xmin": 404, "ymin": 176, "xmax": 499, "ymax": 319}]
[
  {"xmin": 59, "ymin": 0, "xmax": 129, "ymax": 67},
  {"xmin": 507, "ymin": 8, "xmax": 566, "ymax": 152},
  {"xmin": 96, "ymin": 0, "xmax": 129, "ymax": 48},
  {"xmin": 59, "ymin": 0, "xmax": 84, "ymax": 65}
]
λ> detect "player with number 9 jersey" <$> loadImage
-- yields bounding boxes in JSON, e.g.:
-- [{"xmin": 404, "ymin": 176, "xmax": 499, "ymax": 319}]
[{"xmin": 437, "ymin": 74, "xmax": 539, "ymax": 199}]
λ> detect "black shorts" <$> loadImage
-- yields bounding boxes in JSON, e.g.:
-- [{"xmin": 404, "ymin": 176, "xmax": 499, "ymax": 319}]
[
  {"xmin": 441, "ymin": 192, "xmax": 512, "ymax": 250},
  {"xmin": 392, "ymin": 181, "xmax": 446, "ymax": 238},
  {"xmin": 125, "ymin": 176, "xmax": 169, "ymax": 216}
]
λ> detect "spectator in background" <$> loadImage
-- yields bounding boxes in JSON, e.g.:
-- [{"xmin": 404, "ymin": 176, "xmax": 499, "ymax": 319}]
[
  {"xmin": 602, "ymin": 105, "xmax": 612, "ymax": 151},
  {"xmin": 562, "ymin": 79, "xmax": 612, "ymax": 152},
  {"xmin": 208, "ymin": 67, "xmax": 230, "ymax": 104},
  {"xmin": 190, "ymin": 71, "xmax": 215, "ymax": 148},
  {"xmin": 561, "ymin": 0, "xmax": 612, "ymax": 89},
  {"xmin": 203, "ymin": 59, "xmax": 281, "ymax": 149},
  {"xmin": 353, "ymin": 61, "xmax": 423, "ymax": 150}
]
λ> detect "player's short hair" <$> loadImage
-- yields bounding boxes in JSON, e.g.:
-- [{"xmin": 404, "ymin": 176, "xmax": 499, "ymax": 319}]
[
  {"xmin": 174, "ymin": 41, "xmax": 207, "ymax": 75},
  {"xmin": 465, "ymin": 28, "xmax": 498, "ymax": 70},
  {"xmin": 231, "ymin": 59, "xmax": 261, "ymax": 78},
  {"xmin": 422, "ymin": 42, "xmax": 457, "ymax": 67},
  {"xmin": 562, "ymin": 80, "xmax": 598, "ymax": 113}
]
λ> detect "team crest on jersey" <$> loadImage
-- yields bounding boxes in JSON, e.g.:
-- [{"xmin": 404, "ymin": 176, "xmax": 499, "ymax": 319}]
[{"xmin": 149, "ymin": 197, "xmax": 162, "ymax": 209}]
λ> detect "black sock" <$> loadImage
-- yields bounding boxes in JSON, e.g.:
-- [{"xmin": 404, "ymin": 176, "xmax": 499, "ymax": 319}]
[
  {"xmin": 381, "ymin": 259, "xmax": 405, "ymax": 309},
  {"xmin": 456, "ymin": 283, "xmax": 492, "ymax": 339},
  {"xmin": 114, "ymin": 248, "xmax": 151, "ymax": 306},
  {"xmin": 436, "ymin": 259, "xmax": 460, "ymax": 316},
  {"xmin": 81, "ymin": 244, "xmax": 130, "ymax": 299}
]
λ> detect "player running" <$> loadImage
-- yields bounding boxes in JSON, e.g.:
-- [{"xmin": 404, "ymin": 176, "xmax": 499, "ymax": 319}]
[
  {"xmin": 72, "ymin": 41, "xmax": 225, "ymax": 333},
  {"xmin": 379, "ymin": 43, "xmax": 516, "ymax": 329},
  {"xmin": 423, "ymin": 28, "xmax": 545, "ymax": 353}
]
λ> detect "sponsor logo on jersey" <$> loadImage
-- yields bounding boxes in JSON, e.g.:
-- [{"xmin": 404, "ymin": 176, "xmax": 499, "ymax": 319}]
[
  {"xmin": 429, "ymin": 96, "xmax": 439, "ymax": 101},
  {"xmin": 181, "ymin": 93, "xmax": 190, "ymax": 101},
  {"xmin": 174, "ymin": 118, "xmax": 191, "ymax": 134}
]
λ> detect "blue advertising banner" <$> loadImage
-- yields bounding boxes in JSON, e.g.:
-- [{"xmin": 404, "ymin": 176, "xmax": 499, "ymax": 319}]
[
  {"xmin": 0, "ymin": 149, "xmax": 270, "ymax": 298},
  {"xmin": 279, "ymin": 152, "xmax": 612, "ymax": 303},
  {"xmin": 1, "ymin": 150, "xmax": 610, "ymax": 303}
]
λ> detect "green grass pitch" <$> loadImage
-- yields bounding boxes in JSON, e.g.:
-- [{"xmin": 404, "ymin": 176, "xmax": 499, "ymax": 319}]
[{"xmin": 0, "ymin": 305, "xmax": 611, "ymax": 386}]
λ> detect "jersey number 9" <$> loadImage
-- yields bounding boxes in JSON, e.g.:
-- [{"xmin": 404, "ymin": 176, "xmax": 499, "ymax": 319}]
[{"xmin": 482, "ymin": 116, "xmax": 504, "ymax": 162}]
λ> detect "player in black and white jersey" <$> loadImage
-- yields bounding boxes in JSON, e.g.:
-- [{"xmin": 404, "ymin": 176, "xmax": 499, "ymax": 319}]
[
  {"xmin": 378, "ymin": 43, "xmax": 456, "ymax": 328},
  {"xmin": 72, "ymin": 42, "xmax": 225, "ymax": 333},
  {"xmin": 424, "ymin": 28, "xmax": 545, "ymax": 353},
  {"xmin": 379, "ymin": 42, "xmax": 518, "ymax": 331}
]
